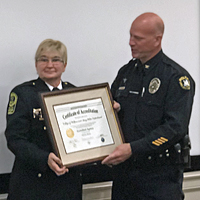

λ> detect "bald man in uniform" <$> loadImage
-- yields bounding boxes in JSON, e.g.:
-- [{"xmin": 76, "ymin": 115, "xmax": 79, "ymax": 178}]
[{"xmin": 102, "ymin": 12, "xmax": 195, "ymax": 200}]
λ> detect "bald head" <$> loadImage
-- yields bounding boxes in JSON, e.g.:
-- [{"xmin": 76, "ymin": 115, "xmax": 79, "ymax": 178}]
[
  {"xmin": 129, "ymin": 12, "xmax": 164, "ymax": 63},
  {"xmin": 133, "ymin": 12, "xmax": 164, "ymax": 36}
]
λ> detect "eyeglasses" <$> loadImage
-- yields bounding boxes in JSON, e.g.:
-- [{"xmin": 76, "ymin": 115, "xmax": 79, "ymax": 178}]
[{"xmin": 37, "ymin": 57, "xmax": 64, "ymax": 64}]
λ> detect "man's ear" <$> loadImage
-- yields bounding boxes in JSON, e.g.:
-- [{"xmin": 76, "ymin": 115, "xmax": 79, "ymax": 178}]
[{"xmin": 155, "ymin": 34, "xmax": 162, "ymax": 47}]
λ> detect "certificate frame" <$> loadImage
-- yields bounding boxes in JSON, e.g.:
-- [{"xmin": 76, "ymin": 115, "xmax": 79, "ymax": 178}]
[{"xmin": 40, "ymin": 82, "xmax": 124, "ymax": 167}]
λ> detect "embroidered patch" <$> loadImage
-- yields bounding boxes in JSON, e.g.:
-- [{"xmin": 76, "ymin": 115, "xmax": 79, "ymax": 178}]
[
  {"xmin": 179, "ymin": 76, "xmax": 190, "ymax": 90},
  {"xmin": 8, "ymin": 92, "xmax": 18, "ymax": 115},
  {"xmin": 149, "ymin": 78, "xmax": 161, "ymax": 94}
]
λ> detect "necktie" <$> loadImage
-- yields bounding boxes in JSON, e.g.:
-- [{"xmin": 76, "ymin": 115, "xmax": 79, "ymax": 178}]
[{"xmin": 52, "ymin": 87, "xmax": 59, "ymax": 91}]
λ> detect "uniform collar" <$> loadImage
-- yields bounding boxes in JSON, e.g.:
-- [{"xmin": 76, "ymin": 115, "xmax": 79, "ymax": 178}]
[
  {"xmin": 135, "ymin": 50, "xmax": 163, "ymax": 73},
  {"xmin": 45, "ymin": 81, "xmax": 63, "ymax": 91},
  {"xmin": 33, "ymin": 78, "xmax": 63, "ymax": 92}
]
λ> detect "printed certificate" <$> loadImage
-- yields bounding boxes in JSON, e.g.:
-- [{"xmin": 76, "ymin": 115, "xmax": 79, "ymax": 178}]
[
  {"xmin": 54, "ymin": 98, "xmax": 114, "ymax": 153},
  {"xmin": 40, "ymin": 83, "xmax": 124, "ymax": 167}
]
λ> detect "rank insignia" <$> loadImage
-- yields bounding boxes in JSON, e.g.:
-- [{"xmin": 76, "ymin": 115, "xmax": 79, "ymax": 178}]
[
  {"xmin": 33, "ymin": 108, "xmax": 44, "ymax": 120},
  {"xmin": 8, "ymin": 92, "xmax": 18, "ymax": 115},
  {"xmin": 149, "ymin": 78, "xmax": 161, "ymax": 94},
  {"xmin": 179, "ymin": 76, "xmax": 190, "ymax": 90},
  {"xmin": 152, "ymin": 137, "xmax": 168, "ymax": 146}
]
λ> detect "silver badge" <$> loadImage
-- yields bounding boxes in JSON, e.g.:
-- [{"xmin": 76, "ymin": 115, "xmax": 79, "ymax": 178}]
[{"xmin": 149, "ymin": 78, "xmax": 161, "ymax": 94}]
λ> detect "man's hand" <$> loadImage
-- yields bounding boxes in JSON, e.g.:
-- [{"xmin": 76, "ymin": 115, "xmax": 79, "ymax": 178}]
[
  {"xmin": 101, "ymin": 143, "xmax": 132, "ymax": 166},
  {"xmin": 48, "ymin": 152, "xmax": 69, "ymax": 176},
  {"xmin": 113, "ymin": 101, "xmax": 121, "ymax": 112}
]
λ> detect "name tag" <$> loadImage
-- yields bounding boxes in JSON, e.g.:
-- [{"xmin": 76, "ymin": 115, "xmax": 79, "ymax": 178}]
[{"xmin": 129, "ymin": 91, "xmax": 139, "ymax": 94}]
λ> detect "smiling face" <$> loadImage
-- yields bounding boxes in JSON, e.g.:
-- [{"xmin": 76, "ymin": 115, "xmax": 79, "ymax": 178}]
[{"xmin": 35, "ymin": 50, "xmax": 66, "ymax": 86}]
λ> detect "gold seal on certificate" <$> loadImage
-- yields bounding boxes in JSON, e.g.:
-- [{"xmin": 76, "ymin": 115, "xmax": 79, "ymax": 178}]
[{"xmin": 66, "ymin": 128, "xmax": 74, "ymax": 138}]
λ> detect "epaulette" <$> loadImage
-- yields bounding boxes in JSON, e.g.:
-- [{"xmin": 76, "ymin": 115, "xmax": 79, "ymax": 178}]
[
  {"xmin": 162, "ymin": 55, "xmax": 191, "ymax": 90},
  {"xmin": 17, "ymin": 79, "xmax": 37, "ymax": 87},
  {"xmin": 162, "ymin": 54, "xmax": 182, "ymax": 71}
]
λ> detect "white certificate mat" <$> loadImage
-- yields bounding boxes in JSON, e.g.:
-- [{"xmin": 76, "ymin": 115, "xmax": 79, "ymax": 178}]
[
  {"xmin": 54, "ymin": 98, "xmax": 114, "ymax": 153},
  {"xmin": 40, "ymin": 83, "xmax": 124, "ymax": 167}
]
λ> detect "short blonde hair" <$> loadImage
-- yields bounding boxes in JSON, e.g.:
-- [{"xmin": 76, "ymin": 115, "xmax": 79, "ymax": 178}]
[{"xmin": 35, "ymin": 39, "xmax": 67, "ymax": 64}]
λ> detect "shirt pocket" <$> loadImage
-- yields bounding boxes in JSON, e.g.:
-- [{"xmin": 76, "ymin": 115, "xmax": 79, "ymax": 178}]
[
  {"xmin": 137, "ymin": 93, "xmax": 164, "ymax": 129},
  {"xmin": 140, "ymin": 92, "xmax": 164, "ymax": 107}
]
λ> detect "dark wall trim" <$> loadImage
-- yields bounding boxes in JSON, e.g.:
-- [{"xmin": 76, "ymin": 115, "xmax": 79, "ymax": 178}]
[
  {"xmin": 185, "ymin": 155, "xmax": 200, "ymax": 172},
  {"xmin": 1, "ymin": 156, "xmax": 200, "ymax": 194},
  {"xmin": 0, "ymin": 173, "xmax": 10, "ymax": 194}
]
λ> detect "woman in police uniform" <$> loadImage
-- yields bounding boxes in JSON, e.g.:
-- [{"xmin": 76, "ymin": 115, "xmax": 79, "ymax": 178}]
[{"xmin": 5, "ymin": 39, "xmax": 82, "ymax": 200}]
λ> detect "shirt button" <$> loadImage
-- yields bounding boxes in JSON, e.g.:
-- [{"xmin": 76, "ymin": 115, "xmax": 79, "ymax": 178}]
[
  {"xmin": 38, "ymin": 173, "xmax": 42, "ymax": 178},
  {"xmin": 148, "ymin": 156, "xmax": 152, "ymax": 160},
  {"xmin": 44, "ymin": 126, "xmax": 46, "ymax": 130}
]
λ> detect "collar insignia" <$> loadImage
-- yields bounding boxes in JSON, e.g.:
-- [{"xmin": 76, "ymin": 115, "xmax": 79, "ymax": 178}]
[{"xmin": 123, "ymin": 78, "xmax": 127, "ymax": 83}]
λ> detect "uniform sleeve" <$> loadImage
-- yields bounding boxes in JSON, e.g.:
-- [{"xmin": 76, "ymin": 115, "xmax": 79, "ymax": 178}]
[
  {"xmin": 5, "ymin": 87, "xmax": 49, "ymax": 172},
  {"xmin": 130, "ymin": 73, "xmax": 195, "ymax": 156}
]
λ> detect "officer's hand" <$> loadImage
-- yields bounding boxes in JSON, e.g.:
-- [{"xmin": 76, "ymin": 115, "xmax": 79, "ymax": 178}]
[
  {"xmin": 101, "ymin": 143, "xmax": 132, "ymax": 166},
  {"xmin": 48, "ymin": 152, "xmax": 69, "ymax": 176},
  {"xmin": 113, "ymin": 101, "xmax": 121, "ymax": 112}
]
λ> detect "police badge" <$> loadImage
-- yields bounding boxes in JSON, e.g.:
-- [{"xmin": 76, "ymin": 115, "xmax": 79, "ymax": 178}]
[
  {"xmin": 149, "ymin": 78, "xmax": 161, "ymax": 94},
  {"xmin": 33, "ymin": 108, "xmax": 44, "ymax": 120}
]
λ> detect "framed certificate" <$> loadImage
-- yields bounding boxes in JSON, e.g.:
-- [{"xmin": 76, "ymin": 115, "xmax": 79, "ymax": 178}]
[{"xmin": 40, "ymin": 83, "xmax": 124, "ymax": 167}]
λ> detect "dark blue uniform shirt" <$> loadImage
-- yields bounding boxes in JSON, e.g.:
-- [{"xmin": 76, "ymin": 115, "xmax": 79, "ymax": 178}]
[
  {"xmin": 5, "ymin": 77, "xmax": 82, "ymax": 200},
  {"xmin": 111, "ymin": 50, "xmax": 195, "ymax": 163}
]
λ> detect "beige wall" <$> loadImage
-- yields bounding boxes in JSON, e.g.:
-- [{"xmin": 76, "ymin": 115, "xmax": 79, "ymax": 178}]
[{"xmin": 82, "ymin": 171, "xmax": 200, "ymax": 200}]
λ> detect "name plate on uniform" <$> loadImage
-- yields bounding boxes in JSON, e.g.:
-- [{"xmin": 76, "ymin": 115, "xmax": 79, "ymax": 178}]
[{"xmin": 40, "ymin": 83, "xmax": 124, "ymax": 167}]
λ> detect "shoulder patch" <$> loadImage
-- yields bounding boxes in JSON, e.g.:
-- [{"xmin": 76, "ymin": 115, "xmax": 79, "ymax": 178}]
[
  {"xmin": 179, "ymin": 76, "xmax": 190, "ymax": 90},
  {"xmin": 8, "ymin": 92, "xmax": 18, "ymax": 115}
]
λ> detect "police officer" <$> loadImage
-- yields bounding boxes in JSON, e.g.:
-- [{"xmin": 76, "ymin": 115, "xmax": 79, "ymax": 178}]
[
  {"xmin": 5, "ymin": 39, "xmax": 82, "ymax": 200},
  {"xmin": 102, "ymin": 12, "xmax": 195, "ymax": 200}
]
